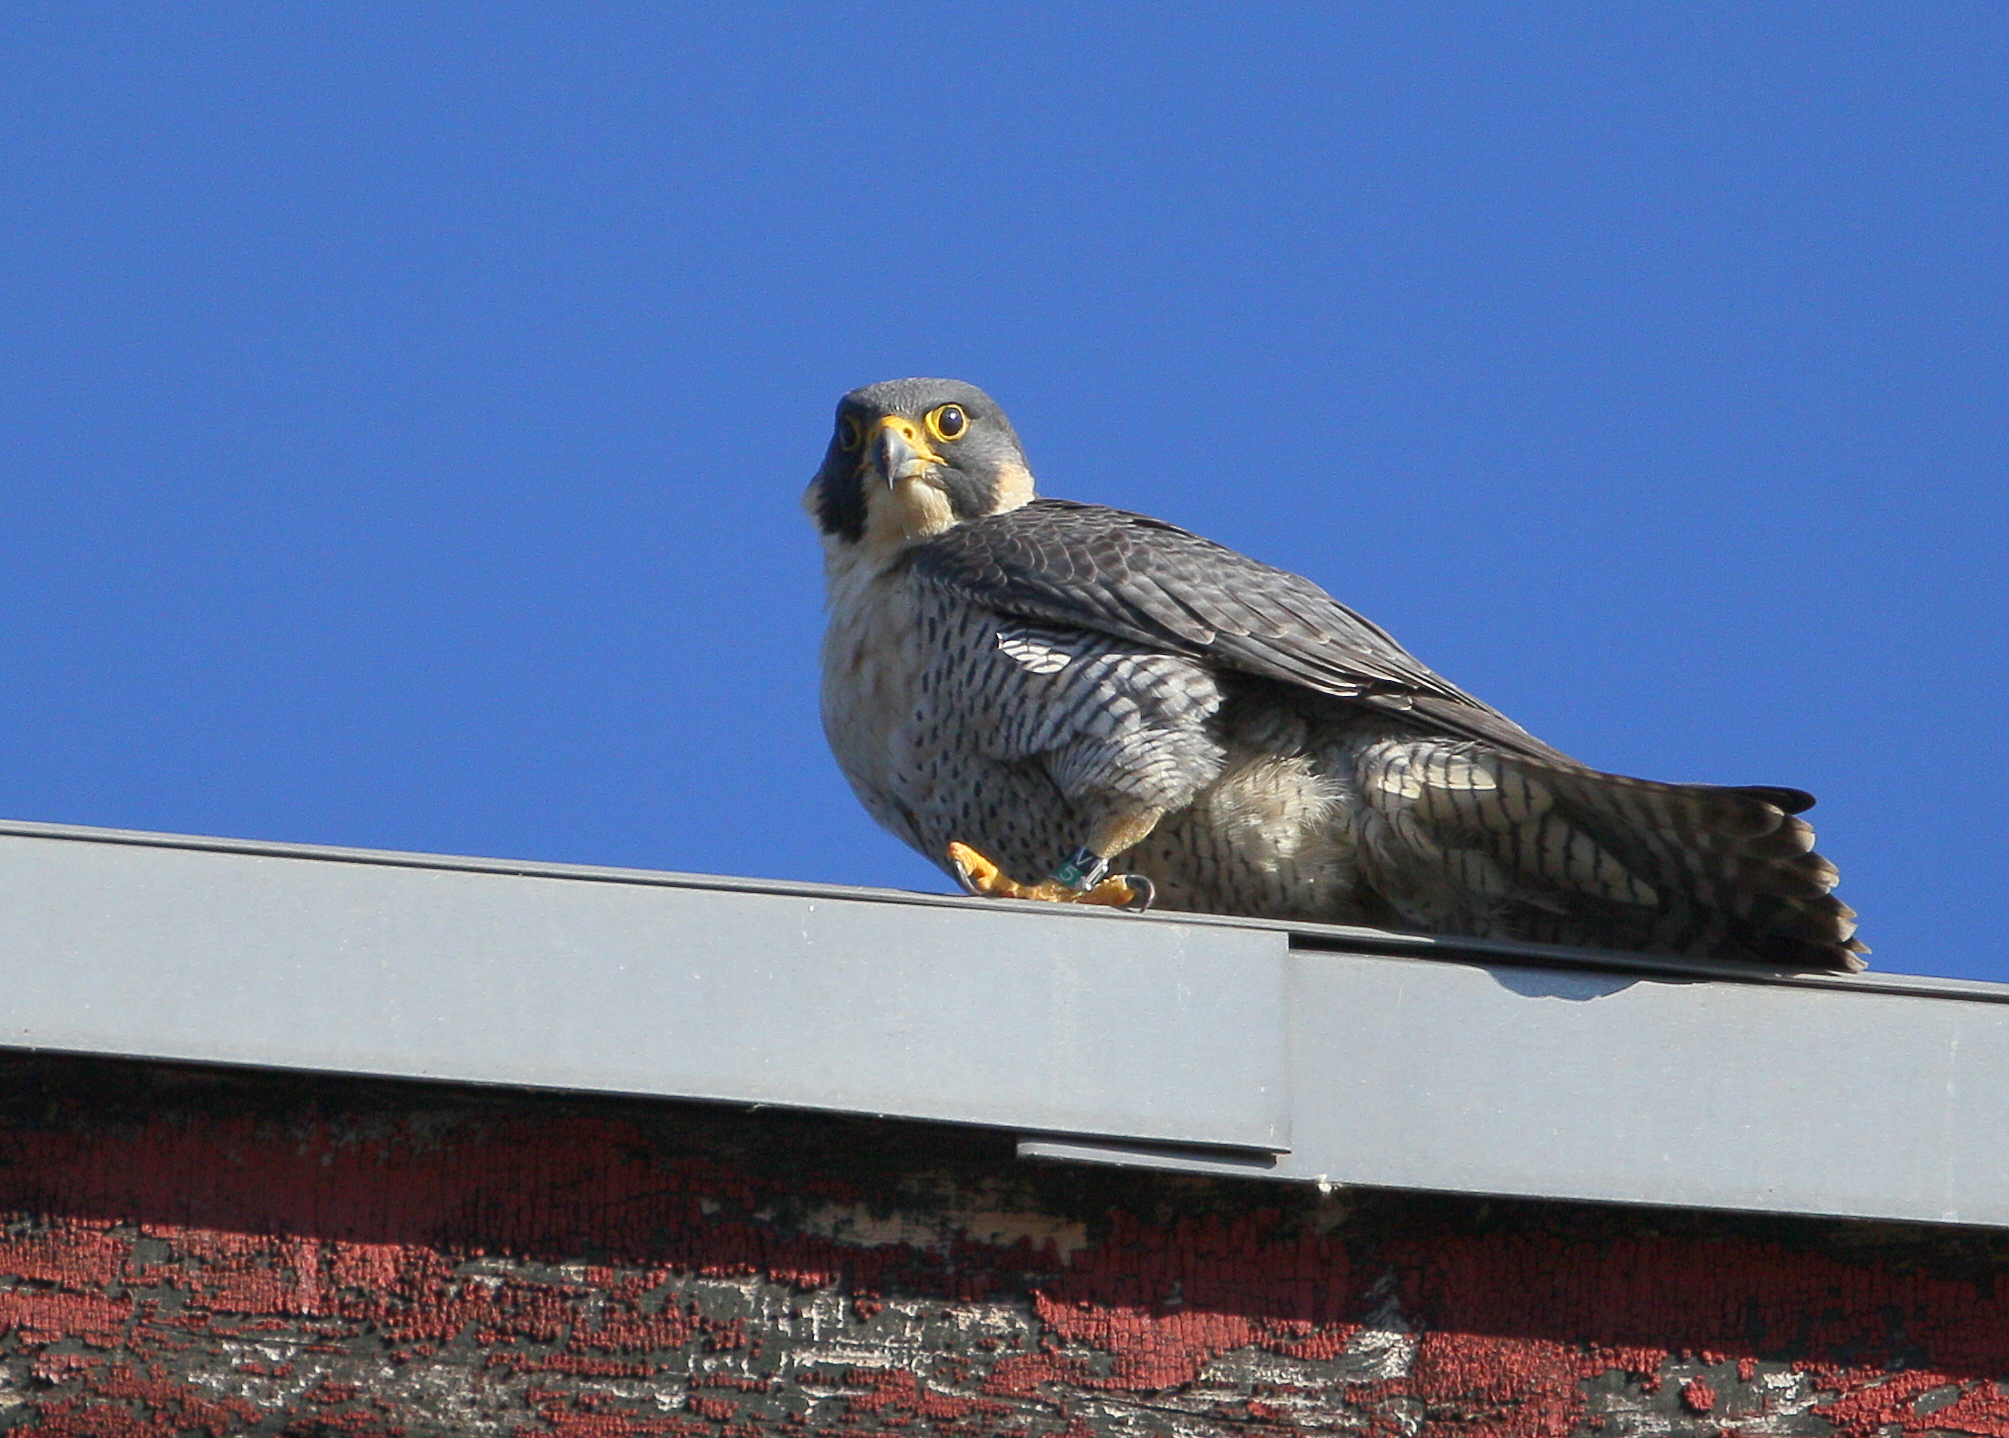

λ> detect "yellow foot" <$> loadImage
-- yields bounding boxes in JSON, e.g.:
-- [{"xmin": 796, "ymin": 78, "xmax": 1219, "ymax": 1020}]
[{"xmin": 947, "ymin": 842, "xmax": 1154, "ymax": 910}]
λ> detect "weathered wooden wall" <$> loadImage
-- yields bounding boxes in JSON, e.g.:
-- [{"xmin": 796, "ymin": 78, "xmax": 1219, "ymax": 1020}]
[{"xmin": 0, "ymin": 1052, "xmax": 2003, "ymax": 1436}]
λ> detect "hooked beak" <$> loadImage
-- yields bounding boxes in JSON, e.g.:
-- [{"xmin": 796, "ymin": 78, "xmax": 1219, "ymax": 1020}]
[{"xmin": 863, "ymin": 416, "xmax": 941, "ymax": 487}]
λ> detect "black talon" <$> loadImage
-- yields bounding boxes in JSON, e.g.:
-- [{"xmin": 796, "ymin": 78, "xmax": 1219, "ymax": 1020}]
[{"xmin": 948, "ymin": 850, "xmax": 987, "ymax": 897}]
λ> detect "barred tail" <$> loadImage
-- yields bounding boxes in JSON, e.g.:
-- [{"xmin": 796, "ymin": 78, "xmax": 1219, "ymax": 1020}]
[{"xmin": 1351, "ymin": 738, "xmax": 1867, "ymax": 971}]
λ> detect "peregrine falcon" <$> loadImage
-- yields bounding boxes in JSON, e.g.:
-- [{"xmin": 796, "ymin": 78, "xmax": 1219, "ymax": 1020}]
[{"xmin": 807, "ymin": 377, "xmax": 1866, "ymax": 972}]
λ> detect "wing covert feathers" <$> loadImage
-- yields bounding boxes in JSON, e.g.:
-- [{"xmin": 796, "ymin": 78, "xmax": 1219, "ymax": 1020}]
[{"xmin": 911, "ymin": 501, "xmax": 1577, "ymax": 765}]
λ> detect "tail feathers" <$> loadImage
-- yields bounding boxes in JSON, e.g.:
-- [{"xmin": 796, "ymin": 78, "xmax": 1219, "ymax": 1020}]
[
  {"xmin": 1531, "ymin": 767, "xmax": 1865, "ymax": 971},
  {"xmin": 1352, "ymin": 739, "xmax": 1867, "ymax": 971}
]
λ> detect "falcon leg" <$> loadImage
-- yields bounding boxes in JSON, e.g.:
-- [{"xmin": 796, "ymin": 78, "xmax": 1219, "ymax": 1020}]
[{"xmin": 948, "ymin": 809, "xmax": 1162, "ymax": 911}]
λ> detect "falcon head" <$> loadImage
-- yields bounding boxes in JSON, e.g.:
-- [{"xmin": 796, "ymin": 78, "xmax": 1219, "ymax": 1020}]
[{"xmin": 806, "ymin": 378, "xmax": 1037, "ymax": 549}]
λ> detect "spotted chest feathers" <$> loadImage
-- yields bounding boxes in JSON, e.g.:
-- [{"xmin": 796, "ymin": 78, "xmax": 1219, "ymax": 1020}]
[
  {"xmin": 816, "ymin": 542, "xmax": 938, "ymax": 849},
  {"xmin": 817, "ymin": 546, "xmax": 1089, "ymax": 872}
]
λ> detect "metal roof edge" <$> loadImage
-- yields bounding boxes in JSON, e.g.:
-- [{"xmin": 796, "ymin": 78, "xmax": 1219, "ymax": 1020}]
[
  {"xmin": 0, "ymin": 816, "xmax": 1990, "ymax": 1004},
  {"xmin": 0, "ymin": 818, "xmax": 2005, "ymax": 1228}
]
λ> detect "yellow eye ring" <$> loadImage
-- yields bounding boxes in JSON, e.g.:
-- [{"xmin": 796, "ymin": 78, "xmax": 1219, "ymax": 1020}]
[
  {"xmin": 926, "ymin": 404, "xmax": 968, "ymax": 443},
  {"xmin": 837, "ymin": 415, "xmax": 864, "ymax": 452}
]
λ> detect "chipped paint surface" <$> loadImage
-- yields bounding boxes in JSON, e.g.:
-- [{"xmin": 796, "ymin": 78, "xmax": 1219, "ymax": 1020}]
[{"xmin": 0, "ymin": 1056, "xmax": 2004, "ymax": 1435}]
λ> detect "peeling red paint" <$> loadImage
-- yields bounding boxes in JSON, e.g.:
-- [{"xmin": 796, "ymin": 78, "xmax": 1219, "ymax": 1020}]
[{"xmin": 0, "ymin": 1057, "xmax": 2000, "ymax": 1434}]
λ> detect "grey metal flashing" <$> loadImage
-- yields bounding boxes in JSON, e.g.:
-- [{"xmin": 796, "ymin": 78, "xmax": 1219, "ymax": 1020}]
[
  {"xmin": 0, "ymin": 822, "xmax": 1287, "ymax": 1151},
  {"xmin": 0, "ymin": 819, "xmax": 2005, "ymax": 1227},
  {"xmin": 1031, "ymin": 951, "xmax": 2009, "ymax": 1228}
]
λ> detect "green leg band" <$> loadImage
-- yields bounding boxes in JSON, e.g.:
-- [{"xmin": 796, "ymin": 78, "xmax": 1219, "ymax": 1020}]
[{"xmin": 1050, "ymin": 846, "xmax": 1111, "ymax": 892}]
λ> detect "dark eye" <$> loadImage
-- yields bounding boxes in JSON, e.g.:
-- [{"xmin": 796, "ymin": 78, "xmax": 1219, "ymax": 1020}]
[
  {"xmin": 837, "ymin": 415, "xmax": 864, "ymax": 451},
  {"xmin": 927, "ymin": 404, "xmax": 968, "ymax": 442}
]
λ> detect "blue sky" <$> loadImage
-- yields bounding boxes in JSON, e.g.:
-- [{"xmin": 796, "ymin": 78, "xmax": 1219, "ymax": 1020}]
[{"xmin": 2, "ymin": 4, "xmax": 2002, "ymax": 978}]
